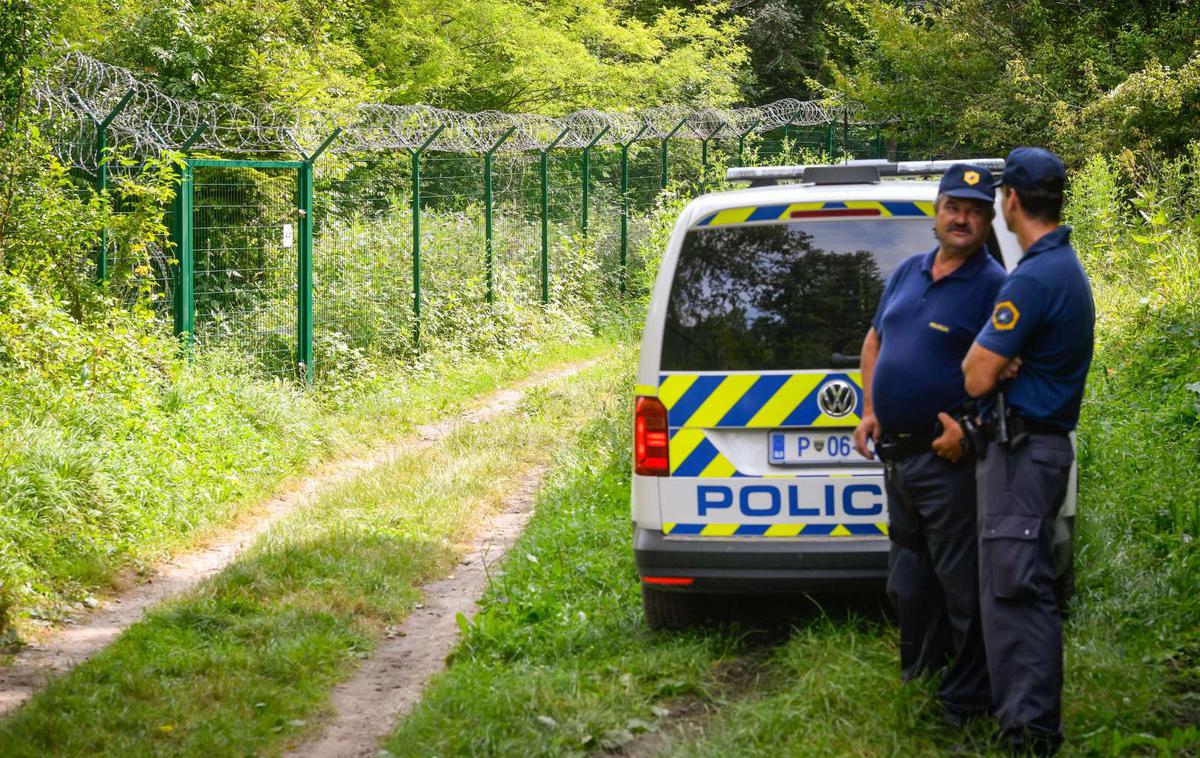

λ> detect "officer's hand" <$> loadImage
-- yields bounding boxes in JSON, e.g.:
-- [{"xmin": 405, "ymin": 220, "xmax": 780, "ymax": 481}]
[
  {"xmin": 855, "ymin": 413, "xmax": 879, "ymax": 460},
  {"xmin": 932, "ymin": 412, "xmax": 965, "ymax": 463},
  {"xmin": 1000, "ymin": 356, "xmax": 1023, "ymax": 381}
]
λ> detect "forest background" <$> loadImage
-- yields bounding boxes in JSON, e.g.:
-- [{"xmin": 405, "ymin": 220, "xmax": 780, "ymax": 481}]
[{"xmin": 0, "ymin": 0, "xmax": 1197, "ymax": 711}]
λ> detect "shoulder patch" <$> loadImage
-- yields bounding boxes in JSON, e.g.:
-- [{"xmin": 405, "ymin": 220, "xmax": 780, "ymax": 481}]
[{"xmin": 991, "ymin": 300, "xmax": 1020, "ymax": 330}]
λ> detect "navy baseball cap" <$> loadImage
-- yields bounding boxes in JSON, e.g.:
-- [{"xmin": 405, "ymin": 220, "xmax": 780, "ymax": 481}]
[
  {"xmin": 938, "ymin": 163, "xmax": 996, "ymax": 204},
  {"xmin": 994, "ymin": 147, "xmax": 1066, "ymax": 189}
]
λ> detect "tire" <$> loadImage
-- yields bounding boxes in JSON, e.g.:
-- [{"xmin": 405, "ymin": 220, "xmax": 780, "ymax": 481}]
[
  {"xmin": 641, "ymin": 586, "xmax": 704, "ymax": 630},
  {"xmin": 1054, "ymin": 562, "xmax": 1075, "ymax": 616}
]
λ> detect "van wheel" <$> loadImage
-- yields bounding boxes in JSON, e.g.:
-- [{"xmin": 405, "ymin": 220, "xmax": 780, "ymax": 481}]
[
  {"xmin": 642, "ymin": 586, "xmax": 703, "ymax": 630},
  {"xmin": 1054, "ymin": 563, "xmax": 1075, "ymax": 616}
]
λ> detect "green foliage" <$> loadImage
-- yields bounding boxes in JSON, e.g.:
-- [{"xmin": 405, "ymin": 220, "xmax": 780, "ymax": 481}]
[
  {"xmin": 0, "ymin": 240, "xmax": 622, "ymax": 636},
  {"xmin": 0, "ymin": 269, "xmax": 325, "ymax": 628},
  {"xmin": 0, "ymin": 0, "xmax": 61, "ymax": 142},
  {"xmin": 70, "ymin": 0, "xmax": 749, "ymax": 114},
  {"xmin": 0, "ymin": 125, "xmax": 177, "ymax": 320},
  {"xmin": 827, "ymin": 0, "xmax": 1200, "ymax": 162},
  {"xmin": 1060, "ymin": 143, "xmax": 1200, "ymax": 750}
]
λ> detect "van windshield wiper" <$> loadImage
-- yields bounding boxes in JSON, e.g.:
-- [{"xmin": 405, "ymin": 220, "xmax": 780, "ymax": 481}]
[{"xmin": 829, "ymin": 353, "xmax": 860, "ymax": 367}]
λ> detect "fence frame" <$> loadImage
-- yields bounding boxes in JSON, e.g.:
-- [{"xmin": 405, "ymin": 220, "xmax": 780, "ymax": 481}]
[
  {"xmin": 580, "ymin": 125, "xmax": 611, "ymax": 239},
  {"xmin": 91, "ymin": 90, "xmax": 136, "ymax": 281},
  {"xmin": 483, "ymin": 126, "xmax": 517, "ymax": 304},
  {"xmin": 170, "ymin": 132, "xmax": 337, "ymax": 382},
  {"xmin": 540, "ymin": 128, "xmax": 572, "ymax": 305},
  {"xmin": 407, "ymin": 125, "xmax": 446, "ymax": 353},
  {"xmin": 618, "ymin": 125, "xmax": 649, "ymax": 294},
  {"xmin": 156, "ymin": 116, "xmax": 892, "ymax": 377}
]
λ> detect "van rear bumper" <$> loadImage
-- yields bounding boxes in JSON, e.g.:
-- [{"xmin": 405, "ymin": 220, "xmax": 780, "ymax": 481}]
[{"xmin": 633, "ymin": 525, "xmax": 889, "ymax": 593}]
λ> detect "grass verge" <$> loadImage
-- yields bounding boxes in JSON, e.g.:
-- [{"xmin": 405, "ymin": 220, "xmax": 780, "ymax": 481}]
[{"xmin": 0, "ymin": 346, "xmax": 629, "ymax": 756}]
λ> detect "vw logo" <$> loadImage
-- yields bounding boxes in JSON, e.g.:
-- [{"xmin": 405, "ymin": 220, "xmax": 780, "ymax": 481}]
[{"xmin": 817, "ymin": 380, "xmax": 856, "ymax": 418}]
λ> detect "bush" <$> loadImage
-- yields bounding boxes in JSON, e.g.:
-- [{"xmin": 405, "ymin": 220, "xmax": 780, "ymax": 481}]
[
  {"xmin": 0, "ymin": 269, "xmax": 324, "ymax": 630},
  {"xmin": 1066, "ymin": 144, "xmax": 1200, "ymax": 663}
]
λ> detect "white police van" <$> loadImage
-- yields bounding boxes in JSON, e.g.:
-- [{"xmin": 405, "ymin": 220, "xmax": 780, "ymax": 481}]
[{"xmin": 631, "ymin": 160, "xmax": 1077, "ymax": 629}]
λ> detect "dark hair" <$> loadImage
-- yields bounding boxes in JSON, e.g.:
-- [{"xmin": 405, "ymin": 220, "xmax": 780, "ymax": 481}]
[{"xmin": 1009, "ymin": 177, "xmax": 1065, "ymax": 223}]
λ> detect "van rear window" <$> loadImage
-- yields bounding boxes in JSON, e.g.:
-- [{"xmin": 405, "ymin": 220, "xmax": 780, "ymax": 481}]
[{"xmin": 661, "ymin": 219, "xmax": 935, "ymax": 371}]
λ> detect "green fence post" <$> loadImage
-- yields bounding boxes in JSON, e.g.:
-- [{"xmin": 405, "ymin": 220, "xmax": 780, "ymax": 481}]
[
  {"xmin": 296, "ymin": 161, "xmax": 315, "ymax": 383},
  {"xmin": 700, "ymin": 125, "xmax": 724, "ymax": 193},
  {"xmin": 661, "ymin": 118, "xmax": 688, "ymax": 190},
  {"xmin": 875, "ymin": 125, "xmax": 884, "ymax": 159},
  {"xmin": 825, "ymin": 122, "xmax": 835, "ymax": 158},
  {"xmin": 736, "ymin": 120, "xmax": 762, "ymax": 167},
  {"xmin": 619, "ymin": 124, "xmax": 649, "ymax": 295},
  {"xmin": 540, "ymin": 127, "xmax": 571, "ymax": 305},
  {"xmin": 483, "ymin": 126, "xmax": 517, "ymax": 304},
  {"xmin": 581, "ymin": 125, "xmax": 610, "ymax": 239},
  {"xmin": 93, "ymin": 90, "xmax": 135, "ymax": 282},
  {"xmin": 408, "ymin": 124, "xmax": 446, "ymax": 354},
  {"xmin": 294, "ymin": 128, "xmax": 341, "ymax": 384},
  {"xmin": 169, "ymin": 124, "xmax": 208, "ymax": 350},
  {"xmin": 170, "ymin": 158, "xmax": 194, "ymax": 344},
  {"xmin": 842, "ymin": 112, "xmax": 849, "ymax": 160}
]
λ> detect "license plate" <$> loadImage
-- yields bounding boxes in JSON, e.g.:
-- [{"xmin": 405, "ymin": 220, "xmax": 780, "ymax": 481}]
[{"xmin": 768, "ymin": 431, "xmax": 866, "ymax": 464}]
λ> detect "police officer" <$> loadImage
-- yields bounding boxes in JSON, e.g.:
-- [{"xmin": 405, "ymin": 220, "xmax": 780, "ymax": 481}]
[
  {"xmin": 854, "ymin": 163, "xmax": 1005, "ymax": 725},
  {"xmin": 962, "ymin": 147, "xmax": 1095, "ymax": 755}
]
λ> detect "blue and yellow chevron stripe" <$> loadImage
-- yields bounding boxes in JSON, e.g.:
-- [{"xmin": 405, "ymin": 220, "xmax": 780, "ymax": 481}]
[
  {"xmin": 659, "ymin": 371, "xmax": 863, "ymax": 477},
  {"xmin": 659, "ymin": 372, "xmax": 863, "ymax": 429},
  {"xmin": 696, "ymin": 200, "xmax": 935, "ymax": 228},
  {"xmin": 663, "ymin": 522, "xmax": 889, "ymax": 537}
]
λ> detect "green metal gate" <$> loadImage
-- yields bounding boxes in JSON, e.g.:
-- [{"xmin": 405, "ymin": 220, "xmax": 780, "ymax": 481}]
[{"xmin": 170, "ymin": 158, "xmax": 316, "ymax": 381}]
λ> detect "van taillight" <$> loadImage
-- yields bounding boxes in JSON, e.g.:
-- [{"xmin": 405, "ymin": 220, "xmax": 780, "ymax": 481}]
[{"xmin": 634, "ymin": 396, "xmax": 670, "ymax": 476}]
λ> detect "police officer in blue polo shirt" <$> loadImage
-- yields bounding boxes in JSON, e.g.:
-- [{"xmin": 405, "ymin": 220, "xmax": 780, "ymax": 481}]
[
  {"xmin": 963, "ymin": 147, "xmax": 1095, "ymax": 756},
  {"xmin": 854, "ymin": 164, "xmax": 1006, "ymax": 726}
]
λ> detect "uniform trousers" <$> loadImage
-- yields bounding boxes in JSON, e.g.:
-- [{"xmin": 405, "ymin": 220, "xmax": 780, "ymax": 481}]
[
  {"xmin": 977, "ymin": 434, "xmax": 1073, "ymax": 756},
  {"xmin": 884, "ymin": 450, "xmax": 990, "ymax": 718}
]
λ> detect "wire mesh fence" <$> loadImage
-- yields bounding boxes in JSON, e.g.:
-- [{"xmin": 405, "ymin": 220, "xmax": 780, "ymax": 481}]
[{"xmin": 34, "ymin": 51, "xmax": 910, "ymax": 381}]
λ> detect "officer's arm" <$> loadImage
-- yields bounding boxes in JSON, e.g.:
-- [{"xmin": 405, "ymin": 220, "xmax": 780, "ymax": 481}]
[
  {"xmin": 962, "ymin": 341, "xmax": 1010, "ymax": 398},
  {"xmin": 854, "ymin": 328, "xmax": 882, "ymax": 459},
  {"xmin": 860, "ymin": 327, "xmax": 881, "ymax": 415}
]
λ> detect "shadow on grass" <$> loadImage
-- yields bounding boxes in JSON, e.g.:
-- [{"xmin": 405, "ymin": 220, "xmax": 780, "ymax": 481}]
[{"xmin": 683, "ymin": 590, "xmax": 893, "ymax": 645}]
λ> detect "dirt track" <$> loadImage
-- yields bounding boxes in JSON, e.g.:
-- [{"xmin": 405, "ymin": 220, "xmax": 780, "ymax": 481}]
[
  {"xmin": 286, "ymin": 465, "xmax": 547, "ymax": 758},
  {"xmin": 0, "ymin": 358, "xmax": 597, "ymax": 717}
]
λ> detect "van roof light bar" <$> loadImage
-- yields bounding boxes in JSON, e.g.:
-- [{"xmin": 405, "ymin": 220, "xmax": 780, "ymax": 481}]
[{"xmin": 726, "ymin": 159, "xmax": 1005, "ymax": 187}]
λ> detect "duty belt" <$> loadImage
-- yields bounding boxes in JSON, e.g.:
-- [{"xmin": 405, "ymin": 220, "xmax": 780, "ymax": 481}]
[
  {"xmin": 988, "ymin": 412, "xmax": 1068, "ymax": 448},
  {"xmin": 876, "ymin": 432, "xmax": 937, "ymax": 463},
  {"xmin": 982, "ymin": 393, "xmax": 1069, "ymax": 450}
]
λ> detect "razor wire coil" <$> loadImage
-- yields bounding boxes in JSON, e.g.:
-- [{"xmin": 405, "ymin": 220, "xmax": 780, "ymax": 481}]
[{"xmin": 33, "ymin": 50, "xmax": 864, "ymax": 169}]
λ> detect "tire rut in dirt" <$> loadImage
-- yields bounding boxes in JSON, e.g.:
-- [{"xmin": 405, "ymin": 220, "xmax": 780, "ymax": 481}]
[{"xmin": 285, "ymin": 466, "xmax": 548, "ymax": 758}]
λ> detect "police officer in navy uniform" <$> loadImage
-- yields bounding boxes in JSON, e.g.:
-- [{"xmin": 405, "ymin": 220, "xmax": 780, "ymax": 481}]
[
  {"xmin": 854, "ymin": 164, "xmax": 1006, "ymax": 725},
  {"xmin": 963, "ymin": 147, "xmax": 1095, "ymax": 756}
]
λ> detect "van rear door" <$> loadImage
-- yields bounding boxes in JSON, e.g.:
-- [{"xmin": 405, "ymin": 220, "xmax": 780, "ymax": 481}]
[{"xmin": 656, "ymin": 200, "xmax": 939, "ymax": 538}]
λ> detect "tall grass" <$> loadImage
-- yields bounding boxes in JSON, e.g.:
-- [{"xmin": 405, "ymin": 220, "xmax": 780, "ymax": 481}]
[{"xmin": 1063, "ymin": 146, "xmax": 1200, "ymax": 743}]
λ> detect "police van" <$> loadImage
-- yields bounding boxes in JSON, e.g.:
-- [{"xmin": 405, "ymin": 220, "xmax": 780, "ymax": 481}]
[{"xmin": 631, "ymin": 159, "xmax": 1077, "ymax": 629}]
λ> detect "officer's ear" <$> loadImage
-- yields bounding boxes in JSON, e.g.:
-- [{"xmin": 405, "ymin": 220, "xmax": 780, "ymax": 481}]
[{"xmin": 1001, "ymin": 186, "xmax": 1020, "ymax": 219}]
